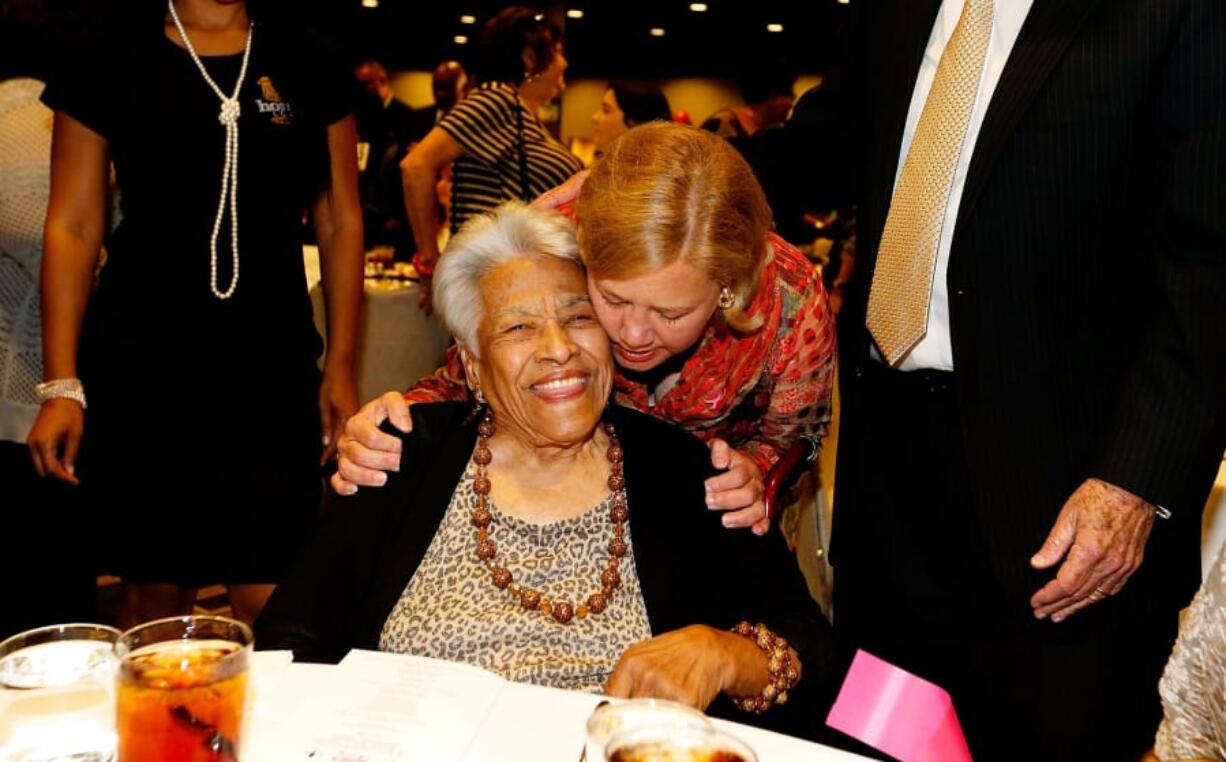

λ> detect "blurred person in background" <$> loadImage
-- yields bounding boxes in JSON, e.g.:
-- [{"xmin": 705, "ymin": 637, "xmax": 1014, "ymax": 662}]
[
  {"xmin": 701, "ymin": 67, "xmax": 796, "ymax": 142},
  {"xmin": 354, "ymin": 59, "xmax": 419, "ymax": 257},
  {"xmin": 428, "ymin": 59, "xmax": 467, "ymax": 121},
  {"xmin": 354, "ymin": 59, "xmax": 469, "ymax": 260},
  {"xmin": 401, "ymin": 6, "xmax": 583, "ymax": 307},
  {"xmin": 590, "ymin": 79, "xmax": 671, "ymax": 158}
]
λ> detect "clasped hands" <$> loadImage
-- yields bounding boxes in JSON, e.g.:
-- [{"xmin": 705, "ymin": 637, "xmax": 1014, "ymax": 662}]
[{"xmin": 1029, "ymin": 477, "xmax": 1158, "ymax": 623}]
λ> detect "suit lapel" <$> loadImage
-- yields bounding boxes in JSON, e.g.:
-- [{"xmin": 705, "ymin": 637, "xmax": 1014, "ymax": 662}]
[{"xmin": 955, "ymin": 0, "xmax": 1106, "ymax": 235}]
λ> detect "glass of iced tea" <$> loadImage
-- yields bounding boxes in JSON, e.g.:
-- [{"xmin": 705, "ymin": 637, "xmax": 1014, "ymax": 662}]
[
  {"xmin": 0, "ymin": 623, "xmax": 120, "ymax": 762},
  {"xmin": 605, "ymin": 722, "xmax": 757, "ymax": 762},
  {"xmin": 115, "ymin": 616, "xmax": 252, "ymax": 762}
]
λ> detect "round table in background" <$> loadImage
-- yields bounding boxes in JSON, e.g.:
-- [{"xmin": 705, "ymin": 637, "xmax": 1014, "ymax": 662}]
[{"xmin": 305, "ymin": 246, "xmax": 451, "ymax": 405}]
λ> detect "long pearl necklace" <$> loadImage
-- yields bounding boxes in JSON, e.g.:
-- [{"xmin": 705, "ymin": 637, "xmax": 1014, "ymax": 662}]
[{"xmin": 167, "ymin": 0, "xmax": 252, "ymax": 300}]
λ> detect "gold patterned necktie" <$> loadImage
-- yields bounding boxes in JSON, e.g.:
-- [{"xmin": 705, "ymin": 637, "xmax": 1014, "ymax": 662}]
[{"xmin": 866, "ymin": 0, "xmax": 996, "ymax": 366}]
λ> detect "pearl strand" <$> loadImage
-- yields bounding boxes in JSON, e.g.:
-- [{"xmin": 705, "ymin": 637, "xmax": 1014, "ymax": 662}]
[{"xmin": 168, "ymin": 0, "xmax": 252, "ymax": 300}]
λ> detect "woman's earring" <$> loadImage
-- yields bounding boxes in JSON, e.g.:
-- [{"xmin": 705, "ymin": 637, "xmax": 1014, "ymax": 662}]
[
  {"xmin": 718, "ymin": 287, "xmax": 736, "ymax": 310},
  {"xmin": 474, "ymin": 387, "xmax": 487, "ymax": 405}
]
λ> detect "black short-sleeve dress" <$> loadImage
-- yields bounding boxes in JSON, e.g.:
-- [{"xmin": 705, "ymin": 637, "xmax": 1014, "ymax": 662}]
[{"xmin": 41, "ymin": 20, "xmax": 354, "ymax": 586}]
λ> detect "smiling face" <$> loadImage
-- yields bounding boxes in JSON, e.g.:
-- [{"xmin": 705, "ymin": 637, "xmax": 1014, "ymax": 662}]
[
  {"xmin": 591, "ymin": 89, "xmax": 628, "ymax": 151},
  {"xmin": 463, "ymin": 256, "xmax": 613, "ymax": 449},
  {"xmin": 588, "ymin": 260, "xmax": 722, "ymax": 372}
]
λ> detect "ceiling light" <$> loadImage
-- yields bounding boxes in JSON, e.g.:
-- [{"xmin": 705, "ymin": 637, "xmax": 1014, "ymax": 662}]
[
  {"xmin": 767, "ymin": 23, "xmax": 784, "ymax": 32},
  {"xmin": 689, "ymin": 2, "xmax": 708, "ymax": 10},
  {"xmin": 454, "ymin": 35, "xmax": 469, "ymax": 44},
  {"xmin": 838, "ymin": 0, "xmax": 850, "ymax": 4},
  {"xmin": 460, "ymin": 15, "xmax": 476, "ymax": 24},
  {"xmin": 650, "ymin": 27, "xmax": 666, "ymax": 37},
  {"xmin": 567, "ymin": 9, "xmax": 584, "ymax": 19},
  {"xmin": 361, "ymin": 0, "xmax": 378, "ymax": 8}
]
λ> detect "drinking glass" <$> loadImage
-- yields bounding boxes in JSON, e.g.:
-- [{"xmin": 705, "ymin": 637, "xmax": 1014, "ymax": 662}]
[
  {"xmin": 0, "ymin": 623, "xmax": 121, "ymax": 762},
  {"xmin": 605, "ymin": 722, "xmax": 758, "ymax": 762},
  {"xmin": 584, "ymin": 698, "xmax": 712, "ymax": 762},
  {"xmin": 114, "ymin": 616, "xmax": 252, "ymax": 762}
]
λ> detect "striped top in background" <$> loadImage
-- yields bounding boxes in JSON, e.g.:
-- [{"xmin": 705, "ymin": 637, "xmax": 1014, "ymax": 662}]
[{"xmin": 438, "ymin": 81, "xmax": 583, "ymax": 233}]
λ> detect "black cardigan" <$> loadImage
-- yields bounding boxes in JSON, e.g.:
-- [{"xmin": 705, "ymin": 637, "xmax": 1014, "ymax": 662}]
[{"xmin": 256, "ymin": 403, "xmax": 842, "ymax": 739}]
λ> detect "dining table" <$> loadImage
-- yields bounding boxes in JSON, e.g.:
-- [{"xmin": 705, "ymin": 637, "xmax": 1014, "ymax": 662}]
[{"xmin": 242, "ymin": 650, "xmax": 871, "ymax": 762}]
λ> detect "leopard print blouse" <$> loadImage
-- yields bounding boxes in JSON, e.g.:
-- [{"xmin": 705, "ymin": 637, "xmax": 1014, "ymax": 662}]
[{"xmin": 379, "ymin": 456, "xmax": 654, "ymax": 693}]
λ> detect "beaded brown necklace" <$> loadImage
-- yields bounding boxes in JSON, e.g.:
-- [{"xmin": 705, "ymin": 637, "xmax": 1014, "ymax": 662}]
[{"xmin": 470, "ymin": 412, "xmax": 628, "ymax": 625}]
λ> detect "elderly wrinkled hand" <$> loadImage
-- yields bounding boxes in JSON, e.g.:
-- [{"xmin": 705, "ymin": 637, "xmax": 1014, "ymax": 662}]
[
  {"xmin": 330, "ymin": 391, "xmax": 414, "ymax": 495},
  {"xmin": 1030, "ymin": 478, "xmax": 1157, "ymax": 623},
  {"xmin": 604, "ymin": 625, "xmax": 771, "ymax": 710},
  {"xmin": 704, "ymin": 439, "xmax": 769, "ymax": 535}
]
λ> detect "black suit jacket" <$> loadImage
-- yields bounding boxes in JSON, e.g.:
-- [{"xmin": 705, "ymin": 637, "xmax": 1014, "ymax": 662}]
[
  {"xmin": 836, "ymin": 0, "xmax": 1226, "ymax": 623},
  {"xmin": 257, "ymin": 403, "xmax": 842, "ymax": 739}
]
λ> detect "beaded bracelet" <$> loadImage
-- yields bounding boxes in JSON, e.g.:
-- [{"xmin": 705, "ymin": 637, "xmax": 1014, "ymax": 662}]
[{"xmin": 729, "ymin": 621, "xmax": 800, "ymax": 714}]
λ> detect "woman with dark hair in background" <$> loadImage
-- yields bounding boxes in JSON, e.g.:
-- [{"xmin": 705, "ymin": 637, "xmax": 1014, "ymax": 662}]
[
  {"xmin": 590, "ymin": 80, "xmax": 672, "ymax": 157},
  {"xmin": 400, "ymin": 5, "xmax": 583, "ymax": 305},
  {"xmin": 28, "ymin": 0, "xmax": 364, "ymax": 627}
]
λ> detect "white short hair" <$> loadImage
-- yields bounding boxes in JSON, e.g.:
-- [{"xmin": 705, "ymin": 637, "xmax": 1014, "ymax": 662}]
[{"xmin": 433, "ymin": 202, "xmax": 584, "ymax": 353}]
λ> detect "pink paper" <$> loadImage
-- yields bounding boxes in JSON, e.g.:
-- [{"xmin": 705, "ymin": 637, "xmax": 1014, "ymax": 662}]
[{"xmin": 826, "ymin": 650, "xmax": 973, "ymax": 762}]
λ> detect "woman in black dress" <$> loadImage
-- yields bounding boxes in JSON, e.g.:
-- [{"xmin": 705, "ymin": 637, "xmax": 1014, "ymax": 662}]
[{"xmin": 29, "ymin": 0, "xmax": 363, "ymax": 626}]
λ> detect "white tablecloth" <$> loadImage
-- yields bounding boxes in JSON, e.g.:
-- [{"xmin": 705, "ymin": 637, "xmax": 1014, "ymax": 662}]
[
  {"xmin": 304, "ymin": 246, "xmax": 451, "ymax": 404},
  {"xmin": 244, "ymin": 657, "xmax": 868, "ymax": 762}
]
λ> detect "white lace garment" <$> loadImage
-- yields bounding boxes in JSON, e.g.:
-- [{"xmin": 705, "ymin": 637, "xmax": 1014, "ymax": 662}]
[
  {"xmin": 1155, "ymin": 541, "xmax": 1226, "ymax": 761},
  {"xmin": 0, "ymin": 78, "xmax": 51, "ymax": 444}
]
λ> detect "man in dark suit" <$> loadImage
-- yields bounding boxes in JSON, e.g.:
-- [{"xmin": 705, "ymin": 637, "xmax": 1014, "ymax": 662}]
[
  {"xmin": 832, "ymin": 1, "xmax": 1225, "ymax": 758},
  {"xmin": 354, "ymin": 60, "xmax": 431, "ymax": 257}
]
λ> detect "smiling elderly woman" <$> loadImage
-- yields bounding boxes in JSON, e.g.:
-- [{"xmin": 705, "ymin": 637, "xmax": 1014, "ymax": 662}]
[{"xmin": 255, "ymin": 203, "xmax": 837, "ymax": 735}]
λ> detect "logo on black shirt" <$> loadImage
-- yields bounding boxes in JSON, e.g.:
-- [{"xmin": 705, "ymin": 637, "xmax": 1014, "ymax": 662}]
[{"xmin": 255, "ymin": 76, "xmax": 293, "ymax": 125}]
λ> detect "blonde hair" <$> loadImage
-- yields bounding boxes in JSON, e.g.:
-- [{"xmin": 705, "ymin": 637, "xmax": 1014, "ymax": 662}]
[
  {"xmin": 434, "ymin": 202, "xmax": 583, "ymax": 353},
  {"xmin": 576, "ymin": 122, "xmax": 771, "ymax": 332}
]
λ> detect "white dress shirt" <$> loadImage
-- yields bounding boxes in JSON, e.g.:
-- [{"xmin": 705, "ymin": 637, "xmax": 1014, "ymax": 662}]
[{"xmin": 887, "ymin": 0, "xmax": 1034, "ymax": 371}]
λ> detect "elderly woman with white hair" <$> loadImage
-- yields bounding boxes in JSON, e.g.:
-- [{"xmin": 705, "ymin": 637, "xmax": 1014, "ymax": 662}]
[{"xmin": 255, "ymin": 203, "xmax": 839, "ymax": 737}]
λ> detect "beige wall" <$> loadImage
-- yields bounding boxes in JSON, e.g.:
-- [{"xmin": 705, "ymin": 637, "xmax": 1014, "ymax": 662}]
[
  {"xmin": 389, "ymin": 71, "xmax": 435, "ymax": 109},
  {"xmin": 557, "ymin": 79, "xmax": 611, "ymax": 147}
]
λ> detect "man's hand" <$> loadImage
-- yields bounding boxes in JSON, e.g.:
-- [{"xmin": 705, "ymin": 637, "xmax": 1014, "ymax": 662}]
[
  {"xmin": 704, "ymin": 439, "xmax": 769, "ymax": 535},
  {"xmin": 330, "ymin": 391, "xmax": 414, "ymax": 495},
  {"xmin": 1030, "ymin": 478, "xmax": 1157, "ymax": 623}
]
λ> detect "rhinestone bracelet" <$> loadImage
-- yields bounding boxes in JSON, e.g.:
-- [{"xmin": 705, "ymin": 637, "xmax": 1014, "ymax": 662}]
[
  {"xmin": 729, "ymin": 621, "xmax": 800, "ymax": 714},
  {"xmin": 34, "ymin": 378, "xmax": 87, "ymax": 409}
]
